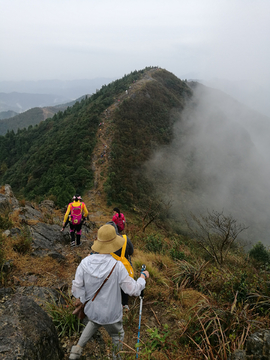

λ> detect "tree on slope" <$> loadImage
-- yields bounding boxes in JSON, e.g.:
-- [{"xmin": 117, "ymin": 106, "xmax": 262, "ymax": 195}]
[{"xmin": 186, "ymin": 210, "xmax": 248, "ymax": 265}]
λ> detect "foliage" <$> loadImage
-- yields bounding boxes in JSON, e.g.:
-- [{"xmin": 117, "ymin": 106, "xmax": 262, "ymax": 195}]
[
  {"xmin": 186, "ymin": 210, "xmax": 248, "ymax": 265},
  {"xmin": 0, "ymin": 70, "xmax": 145, "ymax": 207},
  {"xmin": 249, "ymin": 241, "xmax": 270, "ymax": 265},
  {"xmin": 137, "ymin": 324, "xmax": 178, "ymax": 358},
  {"xmin": 0, "ymin": 213, "xmax": 13, "ymax": 230},
  {"xmin": 145, "ymin": 234, "xmax": 166, "ymax": 254},
  {"xmin": 169, "ymin": 237, "xmax": 185, "ymax": 261},
  {"xmin": 46, "ymin": 291, "xmax": 84, "ymax": 337},
  {"xmin": 172, "ymin": 260, "xmax": 208, "ymax": 289},
  {"xmin": 105, "ymin": 69, "xmax": 192, "ymax": 208},
  {"xmin": 0, "ymin": 107, "xmax": 49, "ymax": 136},
  {"xmin": 0, "ymin": 234, "xmax": 5, "ymax": 283},
  {"xmin": 183, "ymin": 301, "xmax": 258, "ymax": 359}
]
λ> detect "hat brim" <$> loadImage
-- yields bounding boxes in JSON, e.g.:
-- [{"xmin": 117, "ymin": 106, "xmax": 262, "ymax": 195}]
[{"xmin": 91, "ymin": 233, "xmax": 125, "ymax": 254}]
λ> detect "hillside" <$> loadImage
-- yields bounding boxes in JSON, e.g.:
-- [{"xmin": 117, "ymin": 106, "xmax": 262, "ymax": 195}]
[
  {"xmin": 1, "ymin": 67, "xmax": 270, "ymax": 359},
  {"xmin": 0, "ymin": 67, "xmax": 192, "ymax": 210},
  {"xmin": 0, "ymin": 98, "xmax": 86, "ymax": 136},
  {"xmin": 0, "ymin": 110, "xmax": 18, "ymax": 120}
]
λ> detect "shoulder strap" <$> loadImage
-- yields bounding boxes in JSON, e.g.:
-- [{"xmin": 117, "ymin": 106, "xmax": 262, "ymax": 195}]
[
  {"xmin": 110, "ymin": 235, "xmax": 126, "ymax": 260},
  {"xmin": 91, "ymin": 262, "xmax": 117, "ymax": 302},
  {"xmin": 121, "ymin": 235, "xmax": 127, "ymax": 258}
]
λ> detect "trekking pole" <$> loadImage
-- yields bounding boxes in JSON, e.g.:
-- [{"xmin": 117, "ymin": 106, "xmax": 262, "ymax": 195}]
[{"xmin": 136, "ymin": 264, "xmax": 146, "ymax": 359}]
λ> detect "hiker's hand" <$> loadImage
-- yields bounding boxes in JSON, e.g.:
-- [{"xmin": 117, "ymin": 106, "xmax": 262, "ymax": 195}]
[
  {"xmin": 61, "ymin": 227, "xmax": 64, "ymax": 232},
  {"xmin": 140, "ymin": 270, "xmax": 149, "ymax": 280},
  {"xmin": 75, "ymin": 298, "xmax": 82, "ymax": 307}
]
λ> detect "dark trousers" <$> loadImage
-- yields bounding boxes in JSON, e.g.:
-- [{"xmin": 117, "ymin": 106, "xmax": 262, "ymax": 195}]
[
  {"xmin": 121, "ymin": 289, "xmax": 129, "ymax": 306},
  {"xmin": 70, "ymin": 223, "xmax": 82, "ymax": 245}
]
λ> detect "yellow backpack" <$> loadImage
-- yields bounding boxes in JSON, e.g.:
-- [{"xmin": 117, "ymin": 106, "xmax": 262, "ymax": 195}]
[{"xmin": 110, "ymin": 235, "xmax": 134, "ymax": 278}]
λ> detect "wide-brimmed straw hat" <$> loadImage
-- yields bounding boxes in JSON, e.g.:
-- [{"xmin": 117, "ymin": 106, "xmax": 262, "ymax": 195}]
[{"xmin": 92, "ymin": 224, "xmax": 125, "ymax": 254}]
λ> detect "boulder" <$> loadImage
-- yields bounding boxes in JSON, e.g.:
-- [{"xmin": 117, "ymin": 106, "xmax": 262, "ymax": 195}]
[
  {"xmin": 229, "ymin": 330, "xmax": 270, "ymax": 360},
  {"xmin": 0, "ymin": 184, "xmax": 19, "ymax": 212},
  {"xmin": 246, "ymin": 329, "xmax": 270, "ymax": 359},
  {"xmin": 18, "ymin": 204, "xmax": 42, "ymax": 222},
  {"xmin": 0, "ymin": 290, "xmax": 64, "ymax": 360},
  {"xmin": 29, "ymin": 222, "xmax": 69, "ymax": 256}
]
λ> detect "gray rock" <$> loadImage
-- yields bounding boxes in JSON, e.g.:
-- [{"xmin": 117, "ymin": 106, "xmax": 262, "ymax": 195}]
[
  {"xmin": 0, "ymin": 184, "xmax": 19, "ymax": 211},
  {"xmin": 29, "ymin": 223, "xmax": 68, "ymax": 255},
  {"xmin": 18, "ymin": 204, "xmax": 42, "ymax": 221},
  {"xmin": 0, "ymin": 291, "xmax": 64, "ymax": 360},
  {"xmin": 2, "ymin": 229, "xmax": 10, "ymax": 237},
  {"xmin": 246, "ymin": 329, "xmax": 270, "ymax": 358},
  {"xmin": 47, "ymin": 251, "xmax": 66, "ymax": 263},
  {"xmin": 231, "ymin": 349, "xmax": 246, "ymax": 359},
  {"xmin": 10, "ymin": 227, "xmax": 21, "ymax": 236}
]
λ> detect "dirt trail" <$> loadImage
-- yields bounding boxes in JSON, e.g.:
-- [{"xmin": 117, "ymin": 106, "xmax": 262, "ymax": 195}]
[{"xmin": 83, "ymin": 70, "xmax": 158, "ymax": 227}]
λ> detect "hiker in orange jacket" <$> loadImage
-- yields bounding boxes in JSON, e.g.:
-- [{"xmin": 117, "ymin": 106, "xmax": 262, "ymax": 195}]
[{"xmin": 62, "ymin": 195, "xmax": 89, "ymax": 247}]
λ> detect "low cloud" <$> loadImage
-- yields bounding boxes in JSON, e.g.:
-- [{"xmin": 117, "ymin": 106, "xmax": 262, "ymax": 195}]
[{"xmin": 145, "ymin": 84, "xmax": 270, "ymax": 246}]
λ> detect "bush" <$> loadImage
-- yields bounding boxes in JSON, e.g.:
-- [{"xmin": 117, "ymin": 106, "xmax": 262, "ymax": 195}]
[
  {"xmin": 46, "ymin": 291, "xmax": 84, "ymax": 337},
  {"xmin": 145, "ymin": 234, "xmax": 165, "ymax": 253},
  {"xmin": 249, "ymin": 242, "xmax": 270, "ymax": 265},
  {"xmin": 0, "ymin": 214, "xmax": 13, "ymax": 230}
]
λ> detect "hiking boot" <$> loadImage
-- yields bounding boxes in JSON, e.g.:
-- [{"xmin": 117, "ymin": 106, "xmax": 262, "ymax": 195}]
[
  {"xmin": 76, "ymin": 243, "xmax": 82, "ymax": 247},
  {"xmin": 69, "ymin": 345, "xmax": 83, "ymax": 359},
  {"xmin": 70, "ymin": 241, "xmax": 76, "ymax": 247}
]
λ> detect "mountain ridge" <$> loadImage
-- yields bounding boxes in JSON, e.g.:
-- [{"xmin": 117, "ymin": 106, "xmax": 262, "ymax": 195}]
[{"xmin": 1, "ymin": 67, "xmax": 270, "ymax": 359}]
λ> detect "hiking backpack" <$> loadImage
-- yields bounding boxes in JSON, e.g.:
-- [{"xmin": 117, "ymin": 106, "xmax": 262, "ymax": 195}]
[
  {"xmin": 110, "ymin": 235, "xmax": 134, "ymax": 278},
  {"xmin": 116, "ymin": 214, "xmax": 125, "ymax": 232},
  {"xmin": 70, "ymin": 203, "xmax": 83, "ymax": 225}
]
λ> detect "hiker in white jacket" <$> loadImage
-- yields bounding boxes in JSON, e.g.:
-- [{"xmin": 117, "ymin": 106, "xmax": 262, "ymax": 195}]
[{"xmin": 69, "ymin": 224, "xmax": 150, "ymax": 360}]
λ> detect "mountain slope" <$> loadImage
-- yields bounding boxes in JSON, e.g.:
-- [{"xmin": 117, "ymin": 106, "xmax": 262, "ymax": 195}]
[
  {"xmin": 0, "ymin": 69, "xmax": 148, "ymax": 206},
  {"xmin": 1, "ymin": 67, "xmax": 269, "ymax": 245}
]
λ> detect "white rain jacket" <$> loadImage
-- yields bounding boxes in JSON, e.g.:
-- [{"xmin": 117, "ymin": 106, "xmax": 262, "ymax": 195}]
[{"xmin": 71, "ymin": 254, "xmax": 146, "ymax": 325}]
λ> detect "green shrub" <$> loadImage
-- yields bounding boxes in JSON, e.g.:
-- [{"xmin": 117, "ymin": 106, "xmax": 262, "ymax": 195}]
[
  {"xmin": 46, "ymin": 291, "xmax": 84, "ymax": 337},
  {"xmin": 169, "ymin": 247, "xmax": 185, "ymax": 261},
  {"xmin": 249, "ymin": 242, "xmax": 270, "ymax": 265},
  {"xmin": 145, "ymin": 234, "xmax": 165, "ymax": 253},
  {"xmin": 0, "ymin": 214, "xmax": 13, "ymax": 230}
]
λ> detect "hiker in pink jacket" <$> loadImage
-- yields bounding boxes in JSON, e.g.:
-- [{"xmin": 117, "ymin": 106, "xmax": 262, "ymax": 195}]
[{"xmin": 112, "ymin": 207, "xmax": 125, "ymax": 233}]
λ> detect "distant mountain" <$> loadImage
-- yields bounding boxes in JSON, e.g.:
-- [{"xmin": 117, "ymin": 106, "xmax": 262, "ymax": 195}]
[
  {"xmin": 0, "ymin": 92, "xmax": 71, "ymax": 113},
  {"xmin": 0, "ymin": 110, "xmax": 17, "ymax": 120},
  {"xmin": 0, "ymin": 78, "xmax": 114, "ymax": 100},
  {"xmin": 0, "ymin": 105, "xmax": 68, "ymax": 136},
  {"xmin": 0, "ymin": 96, "xmax": 87, "ymax": 136}
]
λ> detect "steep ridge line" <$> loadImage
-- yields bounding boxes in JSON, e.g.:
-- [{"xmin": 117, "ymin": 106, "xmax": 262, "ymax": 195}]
[{"xmin": 85, "ymin": 69, "xmax": 159, "ymax": 214}]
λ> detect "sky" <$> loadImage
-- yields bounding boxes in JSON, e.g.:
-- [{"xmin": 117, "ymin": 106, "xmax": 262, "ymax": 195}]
[{"xmin": 1, "ymin": 0, "xmax": 270, "ymax": 85}]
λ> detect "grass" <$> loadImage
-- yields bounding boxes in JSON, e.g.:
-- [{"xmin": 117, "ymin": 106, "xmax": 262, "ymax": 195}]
[
  {"xmin": 1, "ymin": 191, "xmax": 270, "ymax": 359},
  {"xmin": 45, "ymin": 291, "xmax": 84, "ymax": 338}
]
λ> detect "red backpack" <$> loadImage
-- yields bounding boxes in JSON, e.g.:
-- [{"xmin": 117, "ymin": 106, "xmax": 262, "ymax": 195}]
[
  {"xmin": 116, "ymin": 214, "xmax": 125, "ymax": 232},
  {"xmin": 70, "ymin": 203, "xmax": 83, "ymax": 225}
]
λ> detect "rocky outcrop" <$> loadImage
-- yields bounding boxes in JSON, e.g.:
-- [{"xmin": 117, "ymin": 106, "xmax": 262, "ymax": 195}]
[
  {"xmin": 0, "ymin": 289, "xmax": 64, "ymax": 360},
  {"xmin": 230, "ymin": 330, "xmax": 270, "ymax": 359},
  {"xmin": 0, "ymin": 184, "xmax": 19, "ymax": 211},
  {"xmin": 29, "ymin": 222, "xmax": 68, "ymax": 257}
]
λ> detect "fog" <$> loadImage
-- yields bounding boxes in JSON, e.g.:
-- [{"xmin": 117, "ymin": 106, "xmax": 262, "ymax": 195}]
[{"xmin": 145, "ymin": 84, "xmax": 270, "ymax": 247}]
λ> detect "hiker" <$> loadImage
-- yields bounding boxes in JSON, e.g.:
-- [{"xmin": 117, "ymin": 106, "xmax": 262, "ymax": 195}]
[
  {"xmin": 106, "ymin": 221, "xmax": 134, "ymax": 310},
  {"xmin": 61, "ymin": 195, "xmax": 89, "ymax": 247},
  {"xmin": 112, "ymin": 207, "xmax": 125, "ymax": 233},
  {"xmin": 69, "ymin": 224, "xmax": 149, "ymax": 360}
]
